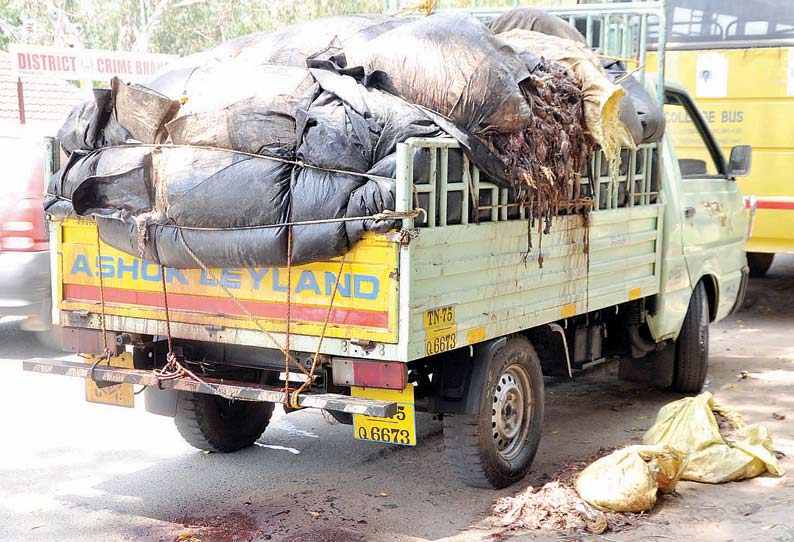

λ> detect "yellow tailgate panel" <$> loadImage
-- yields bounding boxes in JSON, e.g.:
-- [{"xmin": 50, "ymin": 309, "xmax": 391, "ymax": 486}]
[
  {"xmin": 650, "ymin": 47, "xmax": 794, "ymax": 253},
  {"xmin": 58, "ymin": 219, "xmax": 399, "ymax": 342}
]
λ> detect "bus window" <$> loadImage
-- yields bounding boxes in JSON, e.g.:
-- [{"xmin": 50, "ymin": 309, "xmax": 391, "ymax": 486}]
[{"xmin": 649, "ymin": 0, "xmax": 794, "ymax": 49}]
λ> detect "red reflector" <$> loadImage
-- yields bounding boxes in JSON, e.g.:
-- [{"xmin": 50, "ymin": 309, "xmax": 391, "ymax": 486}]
[{"xmin": 352, "ymin": 360, "xmax": 407, "ymax": 390}]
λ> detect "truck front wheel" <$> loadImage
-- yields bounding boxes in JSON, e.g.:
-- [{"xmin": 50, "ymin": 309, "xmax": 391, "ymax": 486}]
[
  {"xmin": 174, "ymin": 392, "xmax": 274, "ymax": 452},
  {"xmin": 443, "ymin": 336, "xmax": 545, "ymax": 489},
  {"xmin": 672, "ymin": 282, "xmax": 709, "ymax": 393}
]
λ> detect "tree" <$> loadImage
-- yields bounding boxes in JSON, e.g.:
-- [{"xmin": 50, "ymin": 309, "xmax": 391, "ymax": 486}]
[{"xmin": 0, "ymin": 0, "xmax": 384, "ymax": 55}]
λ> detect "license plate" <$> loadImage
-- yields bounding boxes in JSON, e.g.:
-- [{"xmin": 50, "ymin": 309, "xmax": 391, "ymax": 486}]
[
  {"xmin": 424, "ymin": 305, "xmax": 457, "ymax": 355},
  {"xmin": 351, "ymin": 385, "xmax": 416, "ymax": 446},
  {"xmin": 84, "ymin": 352, "xmax": 135, "ymax": 408}
]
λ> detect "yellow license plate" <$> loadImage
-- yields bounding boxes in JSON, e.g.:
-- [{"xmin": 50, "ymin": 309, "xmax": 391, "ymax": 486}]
[
  {"xmin": 424, "ymin": 305, "xmax": 457, "ymax": 356},
  {"xmin": 84, "ymin": 352, "xmax": 135, "ymax": 408},
  {"xmin": 351, "ymin": 385, "xmax": 416, "ymax": 446}
]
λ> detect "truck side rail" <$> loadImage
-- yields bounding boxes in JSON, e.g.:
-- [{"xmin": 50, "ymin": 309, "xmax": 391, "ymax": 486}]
[{"xmin": 397, "ymin": 138, "xmax": 660, "ymax": 229}]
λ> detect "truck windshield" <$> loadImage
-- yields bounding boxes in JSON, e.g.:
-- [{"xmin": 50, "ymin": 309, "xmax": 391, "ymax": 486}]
[{"xmin": 651, "ymin": 0, "xmax": 794, "ymax": 48}]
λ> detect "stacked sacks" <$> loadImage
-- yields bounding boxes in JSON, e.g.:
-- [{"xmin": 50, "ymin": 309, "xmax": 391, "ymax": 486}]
[{"xmin": 47, "ymin": 11, "xmax": 653, "ymax": 269}]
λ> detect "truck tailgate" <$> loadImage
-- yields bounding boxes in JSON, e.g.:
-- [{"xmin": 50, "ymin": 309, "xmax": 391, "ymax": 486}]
[{"xmin": 56, "ymin": 218, "xmax": 399, "ymax": 344}]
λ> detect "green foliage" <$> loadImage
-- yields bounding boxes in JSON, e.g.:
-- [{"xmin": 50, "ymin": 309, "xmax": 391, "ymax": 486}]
[{"xmin": 0, "ymin": 0, "xmax": 560, "ymax": 55}]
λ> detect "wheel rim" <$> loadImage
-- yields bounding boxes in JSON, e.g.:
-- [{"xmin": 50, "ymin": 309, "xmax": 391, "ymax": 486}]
[{"xmin": 491, "ymin": 363, "xmax": 533, "ymax": 462}]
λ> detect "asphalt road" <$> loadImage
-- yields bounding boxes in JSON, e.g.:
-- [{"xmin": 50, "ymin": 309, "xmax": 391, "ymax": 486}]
[{"xmin": 2, "ymin": 256, "xmax": 793, "ymax": 542}]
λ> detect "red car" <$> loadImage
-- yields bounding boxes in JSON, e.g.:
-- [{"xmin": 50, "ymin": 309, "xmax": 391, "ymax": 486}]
[{"xmin": 0, "ymin": 133, "xmax": 58, "ymax": 345}]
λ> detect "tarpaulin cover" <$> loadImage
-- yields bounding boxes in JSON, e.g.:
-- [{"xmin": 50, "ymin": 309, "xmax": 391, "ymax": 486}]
[
  {"xmin": 489, "ymin": 8, "xmax": 587, "ymax": 44},
  {"xmin": 348, "ymin": 13, "xmax": 532, "ymax": 135},
  {"xmin": 47, "ymin": 11, "xmax": 660, "ymax": 269}
]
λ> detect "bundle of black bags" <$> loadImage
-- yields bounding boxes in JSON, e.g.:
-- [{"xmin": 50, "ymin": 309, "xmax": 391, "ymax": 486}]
[{"xmin": 46, "ymin": 9, "xmax": 662, "ymax": 268}]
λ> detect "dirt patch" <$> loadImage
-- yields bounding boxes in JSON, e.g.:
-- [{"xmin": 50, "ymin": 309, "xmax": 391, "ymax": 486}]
[
  {"xmin": 173, "ymin": 511, "xmax": 260, "ymax": 542},
  {"xmin": 281, "ymin": 527, "xmax": 365, "ymax": 542}
]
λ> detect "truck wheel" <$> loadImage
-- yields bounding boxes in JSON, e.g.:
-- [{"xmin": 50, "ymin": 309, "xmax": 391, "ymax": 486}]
[
  {"xmin": 174, "ymin": 392, "xmax": 274, "ymax": 452},
  {"xmin": 443, "ymin": 336, "xmax": 544, "ymax": 489},
  {"xmin": 672, "ymin": 282, "xmax": 709, "ymax": 393},
  {"xmin": 747, "ymin": 252, "xmax": 774, "ymax": 278}
]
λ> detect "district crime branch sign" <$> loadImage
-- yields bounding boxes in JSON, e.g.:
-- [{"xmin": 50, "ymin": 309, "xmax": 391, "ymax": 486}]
[{"xmin": 10, "ymin": 44, "xmax": 177, "ymax": 82}]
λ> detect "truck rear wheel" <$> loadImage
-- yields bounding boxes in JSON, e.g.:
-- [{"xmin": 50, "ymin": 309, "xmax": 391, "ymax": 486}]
[
  {"xmin": 672, "ymin": 282, "xmax": 709, "ymax": 393},
  {"xmin": 747, "ymin": 252, "xmax": 774, "ymax": 278},
  {"xmin": 443, "ymin": 336, "xmax": 544, "ymax": 489},
  {"xmin": 174, "ymin": 392, "xmax": 274, "ymax": 452}
]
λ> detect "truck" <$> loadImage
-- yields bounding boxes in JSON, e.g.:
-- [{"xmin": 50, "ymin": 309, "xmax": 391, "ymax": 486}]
[{"xmin": 25, "ymin": 2, "xmax": 750, "ymax": 489}]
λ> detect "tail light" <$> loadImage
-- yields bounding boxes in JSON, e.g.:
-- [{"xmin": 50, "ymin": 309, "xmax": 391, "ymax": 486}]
[
  {"xmin": 331, "ymin": 358, "xmax": 407, "ymax": 390},
  {"xmin": 0, "ymin": 198, "xmax": 48, "ymax": 252}
]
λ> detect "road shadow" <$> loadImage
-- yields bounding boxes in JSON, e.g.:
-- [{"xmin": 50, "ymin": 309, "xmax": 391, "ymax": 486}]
[{"xmin": 0, "ymin": 318, "xmax": 65, "ymax": 360}]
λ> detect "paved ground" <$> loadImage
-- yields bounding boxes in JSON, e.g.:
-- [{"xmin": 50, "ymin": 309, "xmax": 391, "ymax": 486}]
[{"xmin": 1, "ymin": 257, "xmax": 793, "ymax": 542}]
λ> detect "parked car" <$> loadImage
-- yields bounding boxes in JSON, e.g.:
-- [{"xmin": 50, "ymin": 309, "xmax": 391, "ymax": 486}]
[{"xmin": 0, "ymin": 133, "xmax": 60, "ymax": 346}]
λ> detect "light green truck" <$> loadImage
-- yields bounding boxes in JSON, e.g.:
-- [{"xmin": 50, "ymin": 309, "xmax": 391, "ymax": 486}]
[{"xmin": 26, "ymin": 2, "xmax": 750, "ymax": 489}]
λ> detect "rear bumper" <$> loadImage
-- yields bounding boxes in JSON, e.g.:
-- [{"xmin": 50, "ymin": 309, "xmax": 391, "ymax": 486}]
[
  {"xmin": 0, "ymin": 251, "xmax": 50, "ymax": 316},
  {"xmin": 728, "ymin": 265, "xmax": 750, "ymax": 316},
  {"xmin": 22, "ymin": 357, "xmax": 397, "ymax": 418}
]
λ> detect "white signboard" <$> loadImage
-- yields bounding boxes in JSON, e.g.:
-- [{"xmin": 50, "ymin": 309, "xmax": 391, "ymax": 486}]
[
  {"xmin": 695, "ymin": 52, "xmax": 728, "ymax": 98},
  {"xmin": 10, "ymin": 44, "xmax": 178, "ymax": 82}
]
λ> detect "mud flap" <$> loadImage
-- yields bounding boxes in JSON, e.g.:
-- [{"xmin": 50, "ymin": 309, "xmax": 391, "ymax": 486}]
[
  {"xmin": 618, "ymin": 346, "xmax": 675, "ymax": 388},
  {"xmin": 145, "ymin": 387, "xmax": 179, "ymax": 417}
]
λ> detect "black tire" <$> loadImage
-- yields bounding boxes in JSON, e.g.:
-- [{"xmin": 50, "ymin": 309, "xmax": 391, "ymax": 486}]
[
  {"xmin": 747, "ymin": 252, "xmax": 774, "ymax": 278},
  {"xmin": 443, "ymin": 336, "xmax": 545, "ymax": 489},
  {"xmin": 174, "ymin": 392, "xmax": 274, "ymax": 452},
  {"xmin": 672, "ymin": 282, "xmax": 709, "ymax": 393}
]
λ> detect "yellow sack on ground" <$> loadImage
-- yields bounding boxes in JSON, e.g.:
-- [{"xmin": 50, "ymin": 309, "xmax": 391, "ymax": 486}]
[
  {"xmin": 643, "ymin": 392, "xmax": 784, "ymax": 483},
  {"xmin": 575, "ymin": 445, "xmax": 687, "ymax": 512},
  {"xmin": 498, "ymin": 29, "xmax": 636, "ymax": 164}
]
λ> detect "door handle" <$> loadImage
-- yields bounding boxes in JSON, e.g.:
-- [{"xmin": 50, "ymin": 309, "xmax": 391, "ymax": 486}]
[{"xmin": 684, "ymin": 206, "xmax": 697, "ymax": 218}]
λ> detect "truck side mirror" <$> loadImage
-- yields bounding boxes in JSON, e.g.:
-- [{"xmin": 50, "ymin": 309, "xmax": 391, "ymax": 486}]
[{"xmin": 727, "ymin": 145, "xmax": 751, "ymax": 178}]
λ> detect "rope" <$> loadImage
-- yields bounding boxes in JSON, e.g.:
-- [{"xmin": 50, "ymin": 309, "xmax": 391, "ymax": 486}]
[
  {"xmin": 283, "ymin": 224, "xmax": 293, "ymax": 403},
  {"xmin": 96, "ymin": 142, "xmax": 397, "ymax": 184},
  {"xmin": 154, "ymin": 209, "xmax": 425, "ymax": 232},
  {"xmin": 174, "ymin": 227, "xmax": 309, "ymax": 376},
  {"xmin": 393, "ymin": 0, "xmax": 437, "ymax": 16},
  {"xmin": 89, "ymin": 223, "xmax": 112, "ymax": 382},
  {"xmin": 54, "ymin": 195, "xmax": 424, "ymax": 233},
  {"xmin": 159, "ymin": 267, "xmax": 174, "ymax": 355},
  {"xmin": 289, "ymin": 251, "xmax": 346, "ymax": 409},
  {"xmin": 152, "ymin": 257, "xmax": 242, "ymax": 401}
]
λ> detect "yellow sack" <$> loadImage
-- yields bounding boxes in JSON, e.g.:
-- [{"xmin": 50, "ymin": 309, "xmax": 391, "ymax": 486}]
[
  {"xmin": 643, "ymin": 392, "xmax": 784, "ymax": 483},
  {"xmin": 497, "ymin": 29, "xmax": 636, "ymax": 164},
  {"xmin": 575, "ymin": 445, "xmax": 687, "ymax": 513}
]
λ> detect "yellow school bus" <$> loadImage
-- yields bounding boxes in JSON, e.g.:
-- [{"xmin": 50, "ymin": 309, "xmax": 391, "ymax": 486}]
[{"xmin": 649, "ymin": 0, "xmax": 794, "ymax": 276}]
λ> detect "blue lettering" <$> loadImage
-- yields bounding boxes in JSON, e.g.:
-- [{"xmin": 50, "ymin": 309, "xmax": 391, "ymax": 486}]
[
  {"xmin": 141, "ymin": 261, "xmax": 161, "ymax": 281},
  {"xmin": 221, "ymin": 269, "xmax": 241, "ymax": 289},
  {"xmin": 247, "ymin": 268, "xmax": 268, "ymax": 289},
  {"xmin": 295, "ymin": 270, "xmax": 321, "ymax": 295},
  {"xmin": 324, "ymin": 272, "xmax": 351, "ymax": 298},
  {"xmin": 95, "ymin": 256, "xmax": 115, "ymax": 278},
  {"xmin": 116, "ymin": 257, "xmax": 138, "ymax": 280},
  {"xmin": 70, "ymin": 253, "xmax": 91, "ymax": 276},
  {"xmin": 354, "ymin": 275, "xmax": 379, "ymax": 300},
  {"xmin": 200, "ymin": 269, "xmax": 217, "ymax": 286},
  {"xmin": 166, "ymin": 268, "xmax": 188, "ymax": 285},
  {"xmin": 272, "ymin": 268, "xmax": 288, "ymax": 292}
]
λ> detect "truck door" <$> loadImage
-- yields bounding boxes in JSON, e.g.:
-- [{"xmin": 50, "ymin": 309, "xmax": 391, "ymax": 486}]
[{"xmin": 664, "ymin": 89, "xmax": 745, "ymax": 290}]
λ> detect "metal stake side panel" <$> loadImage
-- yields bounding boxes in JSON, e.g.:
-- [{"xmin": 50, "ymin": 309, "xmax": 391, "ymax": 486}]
[{"xmin": 404, "ymin": 206, "xmax": 663, "ymax": 361}]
